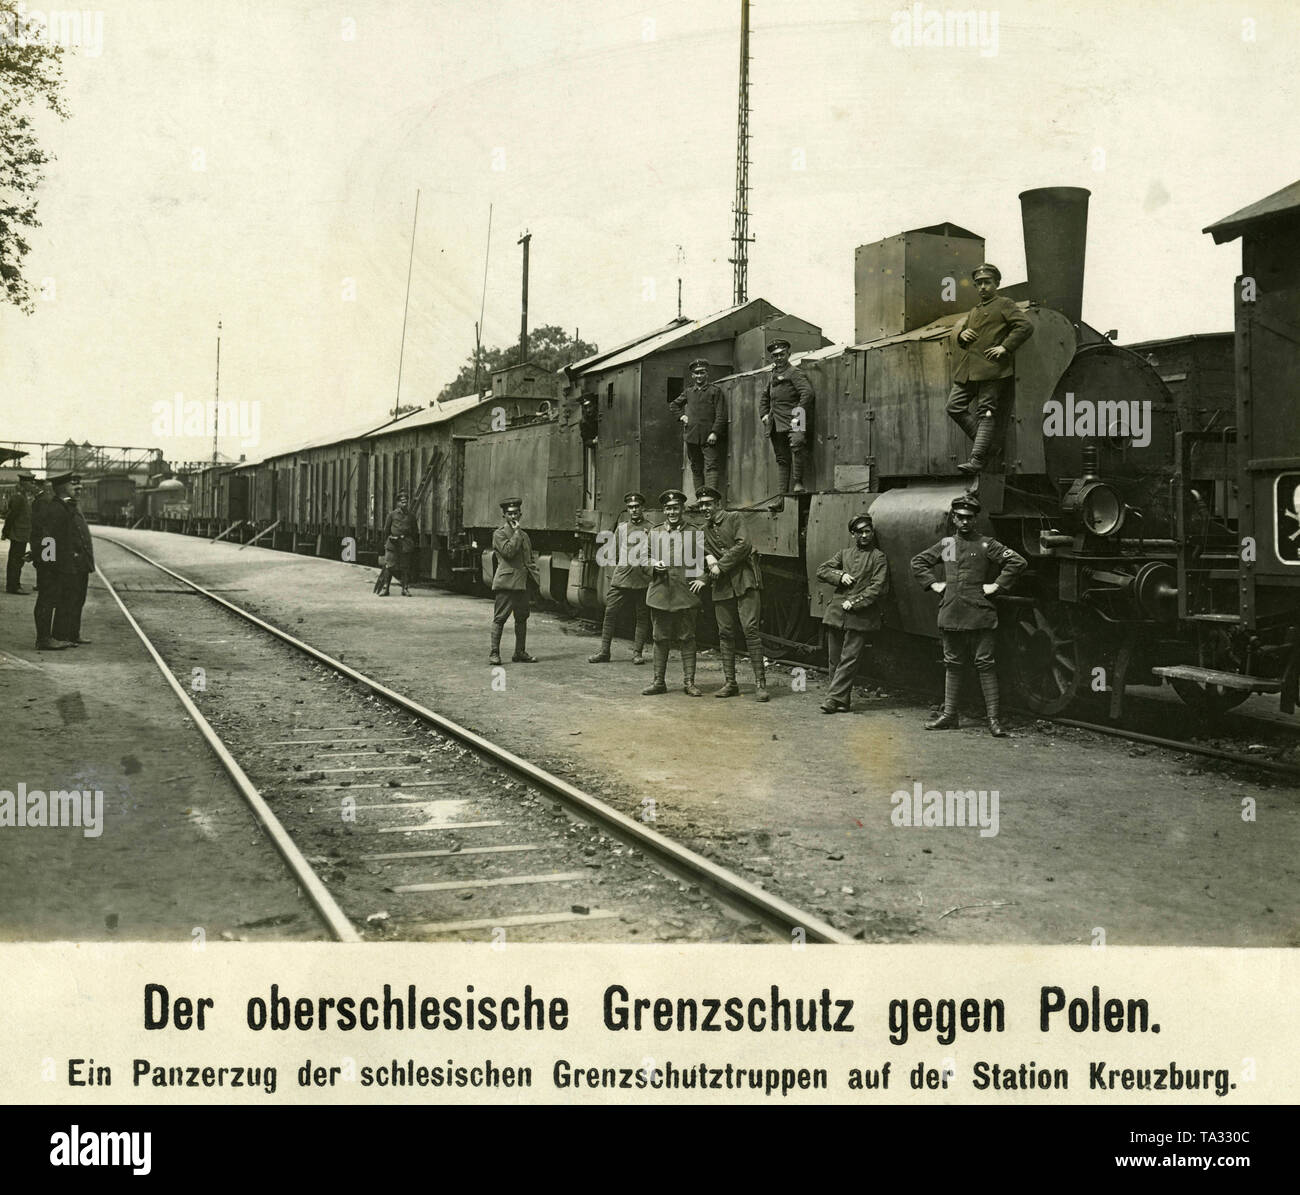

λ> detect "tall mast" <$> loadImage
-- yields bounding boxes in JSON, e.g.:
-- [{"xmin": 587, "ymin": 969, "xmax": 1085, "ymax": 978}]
[
  {"xmin": 517, "ymin": 230, "xmax": 531, "ymax": 365},
  {"xmin": 212, "ymin": 318, "xmax": 221, "ymax": 464},
  {"xmin": 393, "ymin": 188, "xmax": 421, "ymax": 418},
  {"xmin": 729, "ymin": 0, "xmax": 753, "ymax": 305}
]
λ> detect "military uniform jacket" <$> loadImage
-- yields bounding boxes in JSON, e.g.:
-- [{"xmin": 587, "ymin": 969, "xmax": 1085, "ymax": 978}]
[
  {"xmin": 759, "ymin": 366, "xmax": 814, "ymax": 432},
  {"xmin": 3, "ymin": 490, "xmax": 31, "ymax": 540},
  {"xmin": 816, "ymin": 545, "xmax": 890, "ymax": 631},
  {"xmin": 669, "ymin": 384, "xmax": 727, "ymax": 444},
  {"xmin": 383, "ymin": 507, "xmax": 419, "ymax": 550},
  {"xmin": 47, "ymin": 498, "xmax": 95, "ymax": 576},
  {"xmin": 702, "ymin": 510, "xmax": 762, "ymax": 601},
  {"xmin": 951, "ymin": 297, "xmax": 1033, "ymax": 382},
  {"xmin": 492, "ymin": 523, "xmax": 540, "ymax": 592},
  {"xmin": 645, "ymin": 521, "xmax": 702, "ymax": 612},
  {"xmin": 911, "ymin": 532, "xmax": 1027, "ymax": 631},
  {"xmin": 610, "ymin": 519, "xmax": 652, "ymax": 590}
]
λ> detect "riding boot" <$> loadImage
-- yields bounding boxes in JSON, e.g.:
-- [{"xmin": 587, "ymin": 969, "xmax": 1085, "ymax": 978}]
[
  {"xmin": 958, "ymin": 415, "xmax": 997, "ymax": 475},
  {"xmin": 513, "ymin": 622, "xmax": 537, "ymax": 663},
  {"xmin": 681, "ymin": 647, "xmax": 702, "ymax": 696},
  {"xmin": 790, "ymin": 450, "xmax": 806, "ymax": 494},
  {"xmin": 589, "ymin": 611, "xmax": 614, "ymax": 663},
  {"xmin": 489, "ymin": 623, "xmax": 504, "ymax": 666},
  {"xmin": 642, "ymin": 643, "xmax": 669, "ymax": 694},
  {"xmin": 631, "ymin": 610, "xmax": 649, "ymax": 664},
  {"xmin": 926, "ymin": 670, "xmax": 962, "ymax": 729},
  {"xmin": 980, "ymin": 670, "xmax": 1008, "ymax": 736},
  {"xmin": 715, "ymin": 643, "xmax": 739, "ymax": 697},
  {"xmin": 750, "ymin": 649, "xmax": 769, "ymax": 702}
]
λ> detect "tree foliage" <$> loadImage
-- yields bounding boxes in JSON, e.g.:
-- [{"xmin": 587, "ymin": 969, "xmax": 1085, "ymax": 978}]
[
  {"xmin": 436, "ymin": 324, "xmax": 598, "ymax": 402},
  {"xmin": 0, "ymin": 2, "xmax": 68, "ymax": 312}
]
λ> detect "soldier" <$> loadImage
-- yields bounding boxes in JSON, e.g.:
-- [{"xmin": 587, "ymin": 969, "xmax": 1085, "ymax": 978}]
[
  {"xmin": 28, "ymin": 479, "xmax": 65, "ymax": 649},
  {"xmin": 815, "ymin": 514, "xmax": 891, "ymax": 714},
  {"xmin": 759, "ymin": 337, "xmax": 814, "ymax": 508},
  {"xmin": 377, "ymin": 489, "xmax": 419, "ymax": 597},
  {"xmin": 47, "ymin": 472, "xmax": 95, "ymax": 648},
  {"xmin": 489, "ymin": 497, "xmax": 540, "ymax": 665},
  {"xmin": 947, "ymin": 263, "xmax": 1033, "ymax": 475},
  {"xmin": 589, "ymin": 490, "xmax": 651, "ymax": 665},
  {"xmin": 3, "ymin": 470, "xmax": 35, "ymax": 594},
  {"xmin": 669, "ymin": 359, "xmax": 726, "ymax": 498},
  {"xmin": 642, "ymin": 488, "xmax": 703, "ymax": 697},
  {"xmin": 691, "ymin": 485, "xmax": 768, "ymax": 701},
  {"xmin": 911, "ymin": 493, "xmax": 1026, "ymax": 736}
]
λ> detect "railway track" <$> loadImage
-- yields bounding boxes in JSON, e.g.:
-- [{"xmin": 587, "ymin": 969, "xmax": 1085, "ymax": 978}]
[{"xmin": 94, "ymin": 536, "xmax": 851, "ymax": 945}]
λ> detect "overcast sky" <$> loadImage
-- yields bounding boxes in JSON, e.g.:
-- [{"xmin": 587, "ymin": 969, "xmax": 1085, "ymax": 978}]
[{"xmin": 3, "ymin": 0, "xmax": 1298, "ymax": 462}]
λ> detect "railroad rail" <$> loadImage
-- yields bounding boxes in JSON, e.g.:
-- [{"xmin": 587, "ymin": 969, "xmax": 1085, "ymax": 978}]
[{"xmin": 95, "ymin": 535, "xmax": 852, "ymax": 945}]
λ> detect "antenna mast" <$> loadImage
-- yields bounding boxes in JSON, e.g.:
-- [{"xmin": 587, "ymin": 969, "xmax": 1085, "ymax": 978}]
[
  {"xmin": 393, "ymin": 188, "xmax": 421, "ymax": 418},
  {"xmin": 729, "ymin": 0, "xmax": 753, "ymax": 305},
  {"xmin": 212, "ymin": 318, "xmax": 221, "ymax": 464}
]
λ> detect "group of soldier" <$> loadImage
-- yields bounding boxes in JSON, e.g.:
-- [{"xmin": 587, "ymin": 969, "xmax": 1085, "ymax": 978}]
[
  {"xmin": 2, "ymin": 470, "xmax": 96, "ymax": 651},
  {"xmin": 484, "ymin": 487, "xmax": 1027, "ymax": 736},
  {"xmin": 482, "ymin": 262, "xmax": 1032, "ymax": 732}
]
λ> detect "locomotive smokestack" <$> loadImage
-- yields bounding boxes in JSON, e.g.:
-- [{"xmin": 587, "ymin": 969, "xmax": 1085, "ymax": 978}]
[{"xmin": 1019, "ymin": 187, "xmax": 1089, "ymax": 324}]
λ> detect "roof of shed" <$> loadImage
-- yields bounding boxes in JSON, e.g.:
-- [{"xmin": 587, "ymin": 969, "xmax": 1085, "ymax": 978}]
[{"xmin": 1204, "ymin": 178, "xmax": 1300, "ymax": 243}]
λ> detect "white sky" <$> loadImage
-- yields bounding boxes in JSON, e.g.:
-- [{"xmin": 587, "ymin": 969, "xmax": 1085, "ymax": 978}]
[{"xmin": 3, "ymin": 0, "xmax": 1298, "ymax": 461}]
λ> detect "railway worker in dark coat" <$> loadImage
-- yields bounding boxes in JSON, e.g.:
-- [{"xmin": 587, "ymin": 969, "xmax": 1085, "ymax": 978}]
[
  {"xmin": 911, "ymin": 493, "xmax": 1026, "ymax": 736},
  {"xmin": 947, "ymin": 263, "xmax": 1033, "ymax": 475},
  {"xmin": 670, "ymin": 359, "xmax": 727, "ymax": 498},
  {"xmin": 377, "ymin": 490, "xmax": 419, "ymax": 597},
  {"xmin": 642, "ymin": 489, "xmax": 703, "ymax": 697},
  {"xmin": 589, "ymin": 490, "xmax": 651, "ymax": 665},
  {"xmin": 29, "ymin": 480, "xmax": 63, "ymax": 650},
  {"xmin": 690, "ymin": 485, "xmax": 768, "ymax": 701},
  {"xmin": 759, "ymin": 338, "xmax": 814, "ymax": 507},
  {"xmin": 490, "ymin": 497, "xmax": 540, "ymax": 665},
  {"xmin": 3, "ymin": 470, "xmax": 35, "ymax": 594},
  {"xmin": 47, "ymin": 472, "xmax": 95, "ymax": 647},
  {"xmin": 815, "ymin": 514, "xmax": 890, "ymax": 714}
]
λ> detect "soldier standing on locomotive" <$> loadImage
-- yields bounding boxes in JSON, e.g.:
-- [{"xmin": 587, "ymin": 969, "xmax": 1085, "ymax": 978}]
[
  {"xmin": 670, "ymin": 359, "xmax": 726, "ymax": 500},
  {"xmin": 588, "ymin": 489, "xmax": 652, "ymax": 666},
  {"xmin": 911, "ymin": 493, "xmax": 1027, "ymax": 737},
  {"xmin": 759, "ymin": 337, "xmax": 814, "ymax": 509},
  {"xmin": 815, "ymin": 514, "xmax": 891, "ymax": 714},
  {"xmin": 947, "ymin": 264, "xmax": 1033, "ymax": 475}
]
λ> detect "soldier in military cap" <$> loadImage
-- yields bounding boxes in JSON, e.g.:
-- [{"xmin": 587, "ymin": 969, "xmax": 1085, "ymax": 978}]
[
  {"xmin": 589, "ymin": 490, "xmax": 651, "ymax": 665},
  {"xmin": 911, "ymin": 493, "xmax": 1027, "ymax": 736},
  {"xmin": 669, "ymin": 358, "xmax": 727, "ymax": 498},
  {"xmin": 947, "ymin": 263, "xmax": 1033, "ymax": 475},
  {"xmin": 642, "ymin": 488, "xmax": 703, "ymax": 697},
  {"xmin": 47, "ymin": 472, "xmax": 95, "ymax": 647},
  {"xmin": 3, "ymin": 469, "xmax": 35, "ymax": 594},
  {"xmin": 376, "ymin": 489, "xmax": 419, "ymax": 597},
  {"xmin": 489, "ymin": 497, "xmax": 540, "ymax": 665},
  {"xmin": 759, "ymin": 337, "xmax": 814, "ymax": 508},
  {"xmin": 815, "ymin": 514, "xmax": 891, "ymax": 713},
  {"xmin": 690, "ymin": 485, "xmax": 768, "ymax": 701}
]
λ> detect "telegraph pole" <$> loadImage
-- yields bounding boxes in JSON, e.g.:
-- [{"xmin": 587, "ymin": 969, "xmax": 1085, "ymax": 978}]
[
  {"xmin": 212, "ymin": 319, "xmax": 221, "ymax": 464},
  {"xmin": 729, "ymin": 0, "xmax": 753, "ymax": 305},
  {"xmin": 517, "ymin": 230, "xmax": 531, "ymax": 365}
]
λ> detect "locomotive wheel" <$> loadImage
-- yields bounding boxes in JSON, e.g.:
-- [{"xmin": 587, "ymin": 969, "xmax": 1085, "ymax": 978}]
[{"xmin": 1010, "ymin": 601, "xmax": 1085, "ymax": 716}]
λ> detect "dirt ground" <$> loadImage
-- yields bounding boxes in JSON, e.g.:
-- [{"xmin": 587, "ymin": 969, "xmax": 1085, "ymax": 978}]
[
  {"xmin": 10, "ymin": 527, "xmax": 1299, "ymax": 947},
  {"xmin": 0, "ymin": 563, "xmax": 324, "ymax": 941}
]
